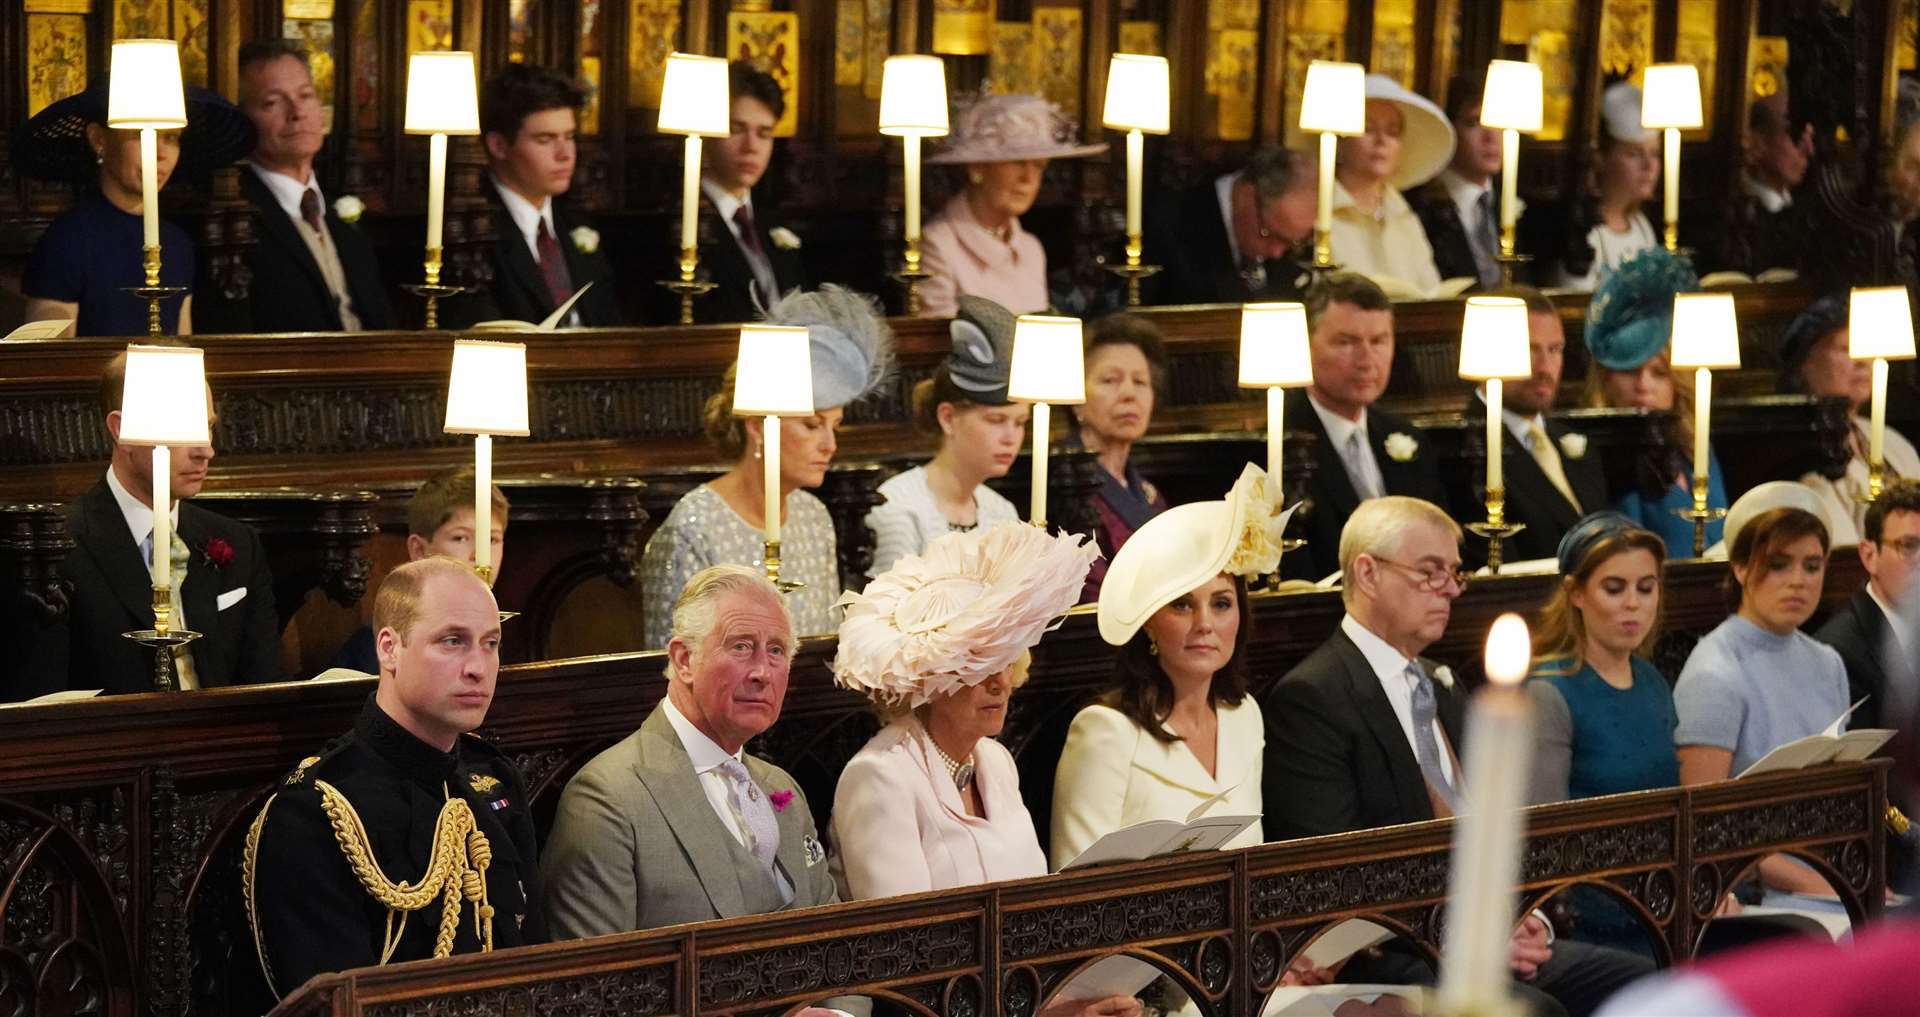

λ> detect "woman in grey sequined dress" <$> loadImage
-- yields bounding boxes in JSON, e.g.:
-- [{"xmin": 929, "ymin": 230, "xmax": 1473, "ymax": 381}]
[{"xmin": 640, "ymin": 287, "xmax": 895, "ymax": 647}]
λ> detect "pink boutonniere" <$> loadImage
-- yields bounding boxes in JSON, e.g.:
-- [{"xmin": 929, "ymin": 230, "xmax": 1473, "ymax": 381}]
[
  {"xmin": 768, "ymin": 789, "xmax": 794, "ymax": 813},
  {"xmin": 203, "ymin": 537, "xmax": 234, "ymax": 570}
]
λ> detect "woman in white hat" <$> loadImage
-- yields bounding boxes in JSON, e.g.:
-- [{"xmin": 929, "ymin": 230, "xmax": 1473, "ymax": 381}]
[
  {"xmin": 1519, "ymin": 81, "xmax": 1662, "ymax": 290},
  {"xmin": 864, "ymin": 295, "xmax": 1027, "ymax": 579},
  {"xmin": 1330, "ymin": 74, "xmax": 1452, "ymax": 296},
  {"xmin": 1674, "ymin": 482, "xmax": 1853, "ymax": 906},
  {"xmin": 1052, "ymin": 465, "xmax": 1295, "ymax": 869},
  {"xmin": 639, "ymin": 286, "xmax": 893, "ymax": 647},
  {"xmin": 918, "ymin": 94, "xmax": 1108, "ymax": 319}
]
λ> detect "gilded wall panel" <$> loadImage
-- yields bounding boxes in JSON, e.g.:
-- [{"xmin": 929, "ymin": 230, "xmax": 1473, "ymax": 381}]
[
  {"xmin": 1212, "ymin": 28, "xmax": 1257, "ymax": 141},
  {"xmin": 1598, "ymin": 0, "xmax": 1654, "ymax": 84},
  {"xmin": 727, "ymin": 10, "xmax": 800, "ymax": 136},
  {"xmin": 988, "ymin": 22, "xmax": 1035, "ymax": 95},
  {"xmin": 1283, "ymin": 0, "xmax": 1347, "ymax": 147},
  {"xmin": 1370, "ymin": 0, "xmax": 1417, "ymax": 90},
  {"xmin": 24, "ymin": 0, "xmax": 92, "ymax": 10},
  {"xmin": 627, "ymin": 0, "xmax": 680, "ymax": 108},
  {"xmin": 1749, "ymin": 36, "xmax": 1789, "ymax": 101},
  {"xmin": 1032, "ymin": 7, "xmax": 1084, "ymax": 118},
  {"xmin": 1676, "ymin": 0, "xmax": 1717, "ymax": 138},
  {"xmin": 284, "ymin": 0, "xmax": 334, "ymax": 16},
  {"xmin": 285, "ymin": 18, "xmax": 337, "ymax": 125},
  {"xmin": 352, "ymin": 0, "xmax": 381, "ymax": 130},
  {"xmin": 933, "ymin": 0, "xmax": 992, "ymax": 56},
  {"xmin": 1118, "ymin": 21, "xmax": 1162, "ymax": 56},
  {"xmin": 835, "ymin": 0, "xmax": 865, "ymax": 85},
  {"xmin": 1903, "ymin": 0, "xmax": 1917, "ymax": 71},
  {"xmin": 174, "ymin": 0, "xmax": 208, "ymax": 86},
  {"xmin": 1503, "ymin": 1, "xmax": 1584, "ymax": 142},
  {"xmin": 579, "ymin": 0, "xmax": 603, "ymax": 132},
  {"xmin": 27, "ymin": 13, "xmax": 89, "ymax": 118},
  {"xmin": 508, "ymin": 0, "xmax": 534, "ymax": 62},
  {"xmin": 863, "ymin": 0, "xmax": 890, "ymax": 99},
  {"xmin": 407, "ymin": 0, "xmax": 455, "ymax": 55},
  {"xmin": 114, "ymin": 0, "xmax": 167, "ymax": 37}
]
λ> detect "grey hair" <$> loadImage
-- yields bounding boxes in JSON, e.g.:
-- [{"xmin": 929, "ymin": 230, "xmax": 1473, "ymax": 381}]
[
  {"xmin": 1338, "ymin": 496, "xmax": 1462, "ymax": 602},
  {"xmin": 1242, "ymin": 146, "xmax": 1315, "ymax": 208},
  {"xmin": 663, "ymin": 564, "xmax": 793, "ymax": 681}
]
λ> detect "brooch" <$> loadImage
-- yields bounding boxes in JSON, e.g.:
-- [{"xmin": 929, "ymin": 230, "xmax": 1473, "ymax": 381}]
[{"xmin": 469, "ymin": 773, "xmax": 501, "ymax": 794}]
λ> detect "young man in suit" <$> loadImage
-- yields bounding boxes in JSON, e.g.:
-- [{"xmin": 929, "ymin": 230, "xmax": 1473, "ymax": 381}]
[
  {"xmin": 1263, "ymin": 497, "xmax": 1652, "ymax": 1017},
  {"xmin": 1284, "ymin": 273, "xmax": 1449, "ymax": 580},
  {"xmin": 1145, "ymin": 146, "xmax": 1317, "ymax": 306},
  {"xmin": 1462, "ymin": 287, "xmax": 1606, "ymax": 563},
  {"xmin": 197, "ymin": 40, "xmax": 393, "ymax": 333},
  {"xmin": 1408, "ymin": 73, "xmax": 1506, "ymax": 291},
  {"xmin": 1817, "ymin": 478, "xmax": 1920, "ymax": 729},
  {"xmin": 541, "ymin": 565, "xmax": 862, "ymax": 1016},
  {"xmin": 682, "ymin": 63, "xmax": 807, "ymax": 324},
  {"xmin": 18, "ymin": 349, "xmax": 282, "ymax": 700},
  {"xmin": 451, "ymin": 63, "xmax": 621, "ymax": 328}
]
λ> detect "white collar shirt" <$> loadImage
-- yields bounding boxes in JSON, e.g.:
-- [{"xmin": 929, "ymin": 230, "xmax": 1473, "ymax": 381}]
[
  {"xmin": 105, "ymin": 465, "xmax": 186, "ymax": 628},
  {"xmin": 1214, "ymin": 172, "xmax": 1244, "ymax": 267},
  {"xmin": 1741, "ymin": 172, "xmax": 1792, "ymax": 214},
  {"xmin": 660, "ymin": 695, "xmax": 795, "ymax": 901},
  {"xmin": 250, "ymin": 162, "xmax": 324, "ymax": 228},
  {"xmin": 1341, "ymin": 614, "xmax": 1455, "ymax": 784},
  {"xmin": 1307, "ymin": 391, "xmax": 1386, "ymax": 501}
]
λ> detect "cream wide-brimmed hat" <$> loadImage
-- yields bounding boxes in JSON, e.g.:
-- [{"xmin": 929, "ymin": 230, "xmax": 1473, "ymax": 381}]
[
  {"xmin": 1096, "ymin": 464, "xmax": 1301, "ymax": 646},
  {"xmin": 833, "ymin": 523, "xmax": 1098, "ymax": 708},
  {"xmin": 1359, "ymin": 73, "xmax": 1455, "ymax": 190},
  {"xmin": 926, "ymin": 93, "xmax": 1109, "ymax": 165}
]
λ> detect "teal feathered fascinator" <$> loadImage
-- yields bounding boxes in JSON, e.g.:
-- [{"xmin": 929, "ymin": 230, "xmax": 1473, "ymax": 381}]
[{"xmin": 1583, "ymin": 248, "xmax": 1700, "ymax": 371}]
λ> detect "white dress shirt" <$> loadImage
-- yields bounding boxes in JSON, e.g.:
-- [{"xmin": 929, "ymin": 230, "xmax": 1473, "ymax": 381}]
[
  {"xmin": 491, "ymin": 176, "xmax": 580, "ymax": 326},
  {"xmin": 1741, "ymin": 172, "xmax": 1792, "ymax": 213},
  {"xmin": 660, "ymin": 695, "xmax": 794, "ymax": 902},
  {"xmin": 1341, "ymin": 614, "xmax": 1456, "ymax": 785},
  {"xmin": 1307, "ymin": 391, "xmax": 1386, "ymax": 501},
  {"xmin": 106, "ymin": 464, "xmax": 190, "ymax": 634},
  {"xmin": 1214, "ymin": 172, "xmax": 1244, "ymax": 267}
]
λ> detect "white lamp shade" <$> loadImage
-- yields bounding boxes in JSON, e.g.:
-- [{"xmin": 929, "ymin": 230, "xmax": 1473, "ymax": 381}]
[
  {"xmin": 658, "ymin": 52, "xmax": 732, "ymax": 138},
  {"xmin": 1456, "ymin": 297, "xmax": 1533, "ymax": 380},
  {"xmin": 1480, "ymin": 60, "xmax": 1543, "ymax": 133},
  {"xmin": 733, "ymin": 325, "xmax": 816, "ymax": 416},
  {"xmin": 1102, "ymin": 54, "xmax": 1171, "ymax": 134},
  {"xmin": 1238, "ymin": 303, "xmax": 1314, "ymax": 388},
  {"xmin": 879, "ymin": 56, "xmax": 950, "ymax": 137},
  {"xmin": 404, "ymin": 51, "xmax": 480, "ymax": 135},
  {"xmin": 1849, "ymin": 286, "xmax": 1919, "ymax": 360},
  {"xmin": 1640, "ymin": 63, "xmax": 1703, "ymax": 129},
  {"xmin": 107, "ymin": 40, "xmax": 187, "ymax": 129},
  {"xmin": 1669, "ymin": 292, "xmax": 1743, "ymax": 369},
  {"xmin": 1008, "ymin": 315, "xmax": 1087, "ymax": 404},
  {"xmin": 118, "ymin": 344, "xmax": 210, "ymax": 446},
  {"xmin": 1298, "ymin": 61, "xmax": 1366, "ymax": 136},
  {"xmin": 445, "ymin": 340, "xmax": 531, "ymax": 435}
]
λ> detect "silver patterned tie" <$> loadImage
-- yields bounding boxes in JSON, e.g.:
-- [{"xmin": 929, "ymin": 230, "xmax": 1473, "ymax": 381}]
[
  {"xmin": 716, "ymin": 757, "xmax": 780, "ymax": 869},
  {"xmin": 1406, "ymin": 662, "xmax": 1461, "ymax": 812}
]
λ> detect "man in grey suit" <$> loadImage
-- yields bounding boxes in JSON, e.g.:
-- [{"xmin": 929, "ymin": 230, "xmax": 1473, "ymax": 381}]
[{"xmin": 541, "ymin": 564, "xmax": 860, "ymax": 1015}]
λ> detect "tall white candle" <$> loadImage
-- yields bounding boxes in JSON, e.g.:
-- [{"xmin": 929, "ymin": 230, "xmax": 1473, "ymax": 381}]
[
  {"xmin": 904, "ymin": 135, "xmax": 923, "ymax": 243},
  {"xmin": 1500, "ymin": 128, "xmax": 1519, "ymax": 235},
  {"xmin": 1693, "ymin": 368, "xmax": 1712, "ymax": 487},
  {"xmin": 681, "ymin": 135, "xmax": 703, "ymax": 254},
  {"xmin": 1871, "ymin": 358, "xmax": 1890, "ymax": 468},
  {"xmin": 140, "ymin": 128, "xmax": 160, "ymax": 249},
  {"xmin": 1030, "ymin": 402, "xmax": 1051, "ymax": 526},
  {"xmin": 1267, "ymin": 387, "xmax": 1285, "ymax": 503},
  {"xmin": 1663, "ymin": 128, "xmax": 1680, "ymax": 241},
  {"xmin": 1485, "ymin": 378, "xmax": 1504, "ymax": 494},
  {"xmin": 151, "ymin": 445, "xmax": 171, "ymax": 591},
  {"xmin": 1437, "ymin": 613, "xmax": 1535, "ymax": 1014},
  {"xmin": 426, "ymin": 132, "xmax": 447, "ymax": 251},
  {"xmin": 1316, "ymin": 133, "xmax": 1336, "ymax": 239},
  {"xmin": 764, "ymin": 416, "xmax": 783, "ymax": 544},
  {"xmin": 473, "ymin": 434, "xmax": 492, "ymax": 572},
  {"xmin": 1125, "ymin": 129, "xmax": 1144, "ymax": 239}
]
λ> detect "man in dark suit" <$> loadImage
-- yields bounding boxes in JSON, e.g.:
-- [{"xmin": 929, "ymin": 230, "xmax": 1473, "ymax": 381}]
[
  {"xmin": 448, "ymin": 64, "xmax": 621, "ymax": 328},
  {"xmin": 1408, "ymin": 72, "xmax": 1505, "ymax": 290},
  {"xmin": 1145, "ymin": 146, "xmax": 1317, "ymax": 306},
  {"xmin": 1462, "ymin": 287, "xmax": 1607, "ymax": 564},
  {"xmin": 1285, "ymin": 273, "xmax": 1449, "ymax": 580},
  {"xmin": 1698, "ymin": 93, "xmax": 1812, "ymax": 277},
  {"xmin": 196, "ymin": 40, "xmax": 393, "ymax": 333},
  {"xmin": 1263, "ymin": 497, "xmax": 1652, "ymax": 1017},
  {"xmin": 1817, "ymin": 478, "xmax": 1920, "ymax": 730},
  {"xmin": 18, "ymin": 350, "xmax": 282, "ymax": 700}
]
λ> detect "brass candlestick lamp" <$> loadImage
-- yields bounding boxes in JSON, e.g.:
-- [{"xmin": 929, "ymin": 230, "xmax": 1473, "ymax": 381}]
[{"xmin": 403, "ymin": 51, "xmax": 481, "ymax": 328}]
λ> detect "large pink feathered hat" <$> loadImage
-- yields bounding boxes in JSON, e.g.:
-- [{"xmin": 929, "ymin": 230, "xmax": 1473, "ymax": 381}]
[{"xmin": 832, "ymin": 523, "xmax": 1098, "ymax": 708}]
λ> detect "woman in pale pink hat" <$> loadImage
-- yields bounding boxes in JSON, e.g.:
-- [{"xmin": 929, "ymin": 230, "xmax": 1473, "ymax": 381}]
[{"xmin": 918, "ymin": 94, "xmax": 1107, "ymax": 318}]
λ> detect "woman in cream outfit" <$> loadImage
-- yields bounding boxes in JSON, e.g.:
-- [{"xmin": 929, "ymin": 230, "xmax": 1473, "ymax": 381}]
[
  {"xmin": 1051, "ymin": 466, "xmax": 1296, "ymax": 868},
  {"xmin": 1329, "ymin": 74, "xmax": 1453, "ymax": 296}
]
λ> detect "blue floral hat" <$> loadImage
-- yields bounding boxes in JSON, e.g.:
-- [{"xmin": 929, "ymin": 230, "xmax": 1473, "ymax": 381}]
[{"xmin": 1584, "ymin": 248, "xmax": 1699, "ymax": 371}]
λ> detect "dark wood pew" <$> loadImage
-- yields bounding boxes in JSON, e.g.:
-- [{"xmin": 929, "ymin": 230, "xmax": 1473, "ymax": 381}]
[
  {"xmin": 267, "ymin": 762, "xmax": 1889, "ymax": 1017},
  {"xmin": 0, "ymin": 551, "xmax": 1867, "ymax": 1017}
]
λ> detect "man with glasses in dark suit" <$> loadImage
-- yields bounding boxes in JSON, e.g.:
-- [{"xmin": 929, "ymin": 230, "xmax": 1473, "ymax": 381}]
[{"xmin": 1146, "ymin": 146, "xmax": 1318, "ymax": 306}]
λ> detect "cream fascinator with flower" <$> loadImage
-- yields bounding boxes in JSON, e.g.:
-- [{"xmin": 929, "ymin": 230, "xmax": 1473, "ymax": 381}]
[
  {"xmin": 1096, "ymin": 464, "xmax": 1300, "ymax": 646},
  {"xmin": 833, "ymin": 523, "xmax": 1098, "ymax": 708}
]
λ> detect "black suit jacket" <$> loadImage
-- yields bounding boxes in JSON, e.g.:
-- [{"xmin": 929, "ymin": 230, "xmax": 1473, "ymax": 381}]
[
  {"xmin": 1286, "ymin": 391, "xmax": 1451, "ymax": 580},
  {"xmin": 42, "ymin": 480, "xmax": 282, "ymax": 697},
  {"xmin": 1461, "ymin": 395, "xmax": 1609, "ymax": 564},
  {"xmin": 1144, "ymin": 181, "xmax": 1310, "ymax": 306},
  {"xmin": 196, "ymin": 169, "xmax": 394, "ymax": 333},
  {"xmin": 686, "ymin": 192, "xmax": 807, "ymax": 325},
  {"xmin": 446, "ymin": 184, "xmax": 623, "ymax": 329},
  {"xmin": 1816, "ymin": 588, "xmax": 1894, "ymax": 730},
  {"xmin": 1407, "ymin": 179, "xmax": 1493, "ymax": 289},
  {"xmin": 1261, "ymin": 629, "xmax": 1468, "ymax": 840}
]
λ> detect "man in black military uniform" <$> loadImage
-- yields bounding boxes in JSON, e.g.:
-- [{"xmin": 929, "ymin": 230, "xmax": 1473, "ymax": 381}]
[{"xmin": 244, "ymin": 556, "xmax": 544, "ymax": 1003}]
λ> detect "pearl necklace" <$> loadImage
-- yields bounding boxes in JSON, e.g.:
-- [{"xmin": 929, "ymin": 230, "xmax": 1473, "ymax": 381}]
[{"xmin": 929, "ymin": 737, "xmax": 976, "ymax": 792}]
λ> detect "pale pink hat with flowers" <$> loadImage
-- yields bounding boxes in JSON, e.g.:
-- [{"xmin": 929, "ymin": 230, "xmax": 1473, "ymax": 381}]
[{"xmin": 926, "ymin": 93, "xmax": 1109, "ymax": 165}]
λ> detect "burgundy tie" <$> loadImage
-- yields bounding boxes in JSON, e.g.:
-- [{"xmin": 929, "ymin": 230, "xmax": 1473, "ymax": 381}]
[
  {"xmin": 535, "ymin": 218, "xmax": 575, "ymax": 308},
  {"xmin": 733, "ymin": 204, "xmax": 766, "ymax": 257},
  {"xmin": 299, "ymin": 189, "xmax": 324, "ymax": 234}
]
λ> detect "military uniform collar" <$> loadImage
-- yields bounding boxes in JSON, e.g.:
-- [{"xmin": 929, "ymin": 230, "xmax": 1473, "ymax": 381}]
[{"xmin": 354, "ymin": 696, "xmax": 461, "ymax": 787}]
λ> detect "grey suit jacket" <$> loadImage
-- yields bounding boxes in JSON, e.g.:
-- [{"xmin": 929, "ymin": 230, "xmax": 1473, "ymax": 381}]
[{"xmin": 542, "ymin": 701, "xmax": 843, "ymax": 934}]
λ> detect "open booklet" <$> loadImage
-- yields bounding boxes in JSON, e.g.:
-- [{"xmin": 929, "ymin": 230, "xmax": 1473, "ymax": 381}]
[
  {"xmin": 467, "ymin": 281, "xmax": 594, "ymax": 332},
  {"xmin": 1738, "ymin": 697, "xmax": 1896, "ymax": 777},
  {"xmin": 2, "ymin": 688, "xmax": 102, "ymax": 707},
  {"xmin": 1058, "ymin": 784, "xmax": 1258, "ymax": 870},
  {"xmin": 1048, "ymin": 955, "xmax": 1164, "ymax": 1004},
  {"xmin": 3, "ymin": 319, "xmax": 74, "ymax": 341},
  {"xmin": 1261, "ymin": 984, "xmax": 1427, "ymax": 1017}
]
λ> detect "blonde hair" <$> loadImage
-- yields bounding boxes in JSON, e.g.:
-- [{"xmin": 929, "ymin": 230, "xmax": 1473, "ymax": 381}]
[
  {"xmin": 665, "ymin": 564, "xmax": 794, "ymax": 681},
  {"xmin": 702, "ymin": 362, "xmax": 751, "ymax": 460},
  {"xmin": 1338, "ymin": 497, "xmax": 1461, "ymax": 602},
  {"xmin": 373, "ymin": 556, "xmax": 489, "ymax": 645},
  {"xmin": 1529, "ymin": 528, "xmax": 1668, "ymax": 675}
]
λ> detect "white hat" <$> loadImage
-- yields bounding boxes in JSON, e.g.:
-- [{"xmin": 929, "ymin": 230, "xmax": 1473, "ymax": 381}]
[
  {"xmin": 1722, "ymin": 480, "xmax": 1832, "ymax": 554},
  {"xmin": 1361, "ymin": 74, "xmax": 1455, "ymax": 190},
  {"xmin": 1602, "ymin": 81, "xmax": 1653, "ymax": 144},
  {"xmin": 1096, "ymin": 464, "xmax": 1301, "ymax": 646}
]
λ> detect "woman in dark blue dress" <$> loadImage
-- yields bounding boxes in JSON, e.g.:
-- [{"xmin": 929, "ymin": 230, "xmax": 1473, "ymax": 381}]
[{"xmin": 12, "ymin": 80, "xmax": 253, "ymax": 337}]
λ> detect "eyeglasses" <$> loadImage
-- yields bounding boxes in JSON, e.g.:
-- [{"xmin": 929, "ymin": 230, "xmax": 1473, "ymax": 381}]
[
  {"xmin": 1373, "ymin": 557, "xmax": 1472, "ymax": 593},
  {"xmin": 1877, "ymin": 536, "xmax": 1920, "ymax": 562}
]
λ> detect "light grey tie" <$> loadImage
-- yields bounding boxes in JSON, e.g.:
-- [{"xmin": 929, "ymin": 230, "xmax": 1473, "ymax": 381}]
[
  {"xmin": 1471, "ymin": 190, "xmax": 1501, "ymax": 288},
  {"xmin": 1406, "ymin": 663, "xmax": 1461, "ymax": 812},
  {"xmin": 1344, "ymin": 430, "xmax": 1383, "ymax": 501},
  {"xmin": 716, "ymin": 757, "xmax": 780, "ymax": 870}
]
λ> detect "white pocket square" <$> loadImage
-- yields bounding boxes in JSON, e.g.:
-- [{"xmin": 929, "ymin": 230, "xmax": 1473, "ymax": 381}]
[{"xmin": 216, "ymin": 587, "xmax": 248, "ymax": 611}]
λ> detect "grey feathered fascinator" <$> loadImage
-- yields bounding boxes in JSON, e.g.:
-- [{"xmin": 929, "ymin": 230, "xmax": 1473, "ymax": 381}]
[{"xmin": 761, "ymin": 285, "xmax": 897, "ymax": 409}]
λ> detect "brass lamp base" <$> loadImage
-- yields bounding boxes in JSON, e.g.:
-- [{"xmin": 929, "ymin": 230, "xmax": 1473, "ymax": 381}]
[
  {"xmin": 1494, "ymin": 252, "xmax": 1532, "ymax": 286},
  {"xmin": 1674, "ymin": 504, "xmax": 1729, "ymax": 557},
  {"xmin": 1858, "ymin": 462, "xmax": 1888, "ymax": 505},
  {"xmin": 1430, "ymin": 994, "xmax": 1530, "ymax": 1017},
  {"xmin": 762, "ymin": 540, "xmax": 804, "ymax": 594},
  {"xmin": 657, "ymin": 277, "xmax": 717, "ymax": 325},
  {"xmin": 123, "ymin": 627, "xmax": 201, "ymax": 693},
  {"xmin": 403, "ymin": 283, "xmax": 464, "ymax": 330},
  {"xmin": 1103, "ymin": 259, "xmax": 1162, "ymax": 307},
  {"xmin": 1253, "ymin": 537, "xmax": 1309, "ymax": 592},
  {"xmin": 892, "ymin": 264, "xmax": 932, "ymax": 316},
  {"xmin": 1467, "ymin": 510, "xmax": 1527, "ymax": 574},
  {"xmin": 122, "ymin": 285, "xmax": 189, "ymax": 337}
]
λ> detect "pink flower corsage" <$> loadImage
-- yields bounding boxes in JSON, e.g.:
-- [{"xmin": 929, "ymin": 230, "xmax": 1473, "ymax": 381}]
[
  {"xmin": 203, "ymin": 537, "xmax": 234, "ymax": 570},
  {"xmin": 768, "ymin": 789, "xmax": 794, "ymax": 813}
]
